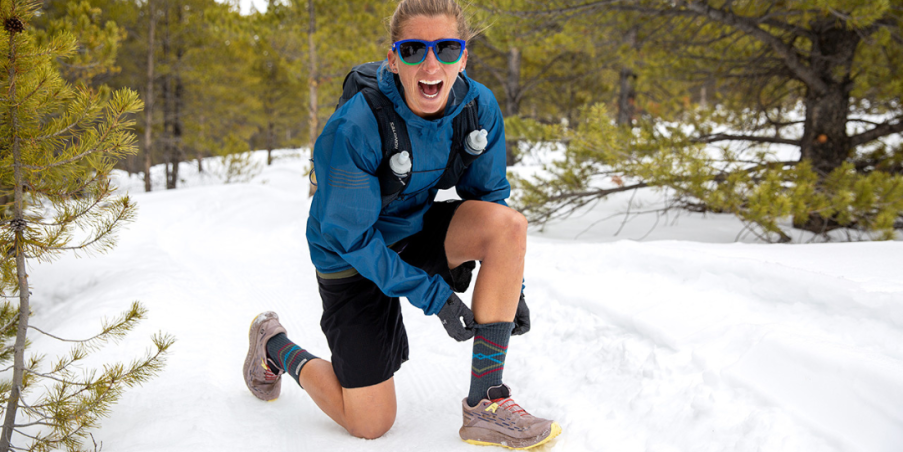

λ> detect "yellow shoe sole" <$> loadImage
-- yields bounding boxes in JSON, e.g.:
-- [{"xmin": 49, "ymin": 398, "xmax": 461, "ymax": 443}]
[{"xmin": 463, "ymin": 422, "xmax": 562, "ymax": 450}]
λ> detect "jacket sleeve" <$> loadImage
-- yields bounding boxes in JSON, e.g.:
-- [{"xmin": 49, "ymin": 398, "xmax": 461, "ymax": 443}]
[
  {"xmin": 312, "ymin": 114, "xmax": 453, "ymax": 316},
  {"xmin": 455, "ymin": 93, "xmax": 510, "ymax": 206}
]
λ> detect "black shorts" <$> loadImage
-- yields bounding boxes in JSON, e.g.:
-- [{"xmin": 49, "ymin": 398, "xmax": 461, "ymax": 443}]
[{"xmin": 317, "ymin": 200, "xmax": 475, "ymax": 389}]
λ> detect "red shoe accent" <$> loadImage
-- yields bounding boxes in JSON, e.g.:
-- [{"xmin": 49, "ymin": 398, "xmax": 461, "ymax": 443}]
[{"xmin": 491, "ymin": 397, "xmax": 529, "ymax": 416}]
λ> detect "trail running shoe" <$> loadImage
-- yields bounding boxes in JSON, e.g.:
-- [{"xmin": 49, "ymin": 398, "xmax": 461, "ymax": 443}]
[
  {"xmin": 243, "ymin": 311, "xmax": 287, "ymax": 401},
  {"xmin": 460, "ymin": 384, "xmax": 561, "ymax": 450}
]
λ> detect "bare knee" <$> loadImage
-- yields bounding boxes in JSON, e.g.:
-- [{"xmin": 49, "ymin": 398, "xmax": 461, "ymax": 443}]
[
  {"xmin": 341, "ymin": 380, "xmax": 397, "ymax": 440},
  {"xmin": 346, "ymin": 415, "xmax": 395, "ymax": 440},
  {"xmin": 485, "ymin": 206, "xmax": 527, "ymax": 253}
]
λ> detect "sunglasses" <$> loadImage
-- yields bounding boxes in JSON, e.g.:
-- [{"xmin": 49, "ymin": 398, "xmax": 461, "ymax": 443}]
[{"xmin": 391, "ymin": 39, "xmax": 466, "ymax": 65}]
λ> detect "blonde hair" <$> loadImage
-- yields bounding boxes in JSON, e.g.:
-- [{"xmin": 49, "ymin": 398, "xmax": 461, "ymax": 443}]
[{"xmin": 389, "ymin": 0, "xmax": 474, "ymax": 42}]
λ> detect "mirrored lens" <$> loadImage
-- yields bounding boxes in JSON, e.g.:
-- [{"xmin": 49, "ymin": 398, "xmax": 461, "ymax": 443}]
[
  {"xmin": 399, "ymin": 42, "xmax": 427, "ymax": 64},
  {"xmin": 435, "ymin": 40, "xmax": 463, "ymax": 63}
]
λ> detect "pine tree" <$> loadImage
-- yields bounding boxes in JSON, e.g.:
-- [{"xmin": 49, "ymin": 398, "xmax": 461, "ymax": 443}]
[
  {"xmin": 0, "ymin": 2, "xmax": 173, "ymax": 450},
  {"xmin": 513, "ymin": 0, "xmax": 903, "ymax": 241},
  {"xmin": 32, "ymin": 0, "xmax": 126, "ymax": 88}
]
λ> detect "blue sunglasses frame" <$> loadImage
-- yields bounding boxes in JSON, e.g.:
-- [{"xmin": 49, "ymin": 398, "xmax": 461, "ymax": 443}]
[{"xmin": 391, "ymin": 39, "xmax": 467, "ymax": 65}]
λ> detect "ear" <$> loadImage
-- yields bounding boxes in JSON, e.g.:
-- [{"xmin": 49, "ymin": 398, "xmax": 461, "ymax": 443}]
[
  {"xmin": 459, "ymin": 48, "xmax": 468, "ymax": 72},
  {"xmin": 387, "ymin": 50, "xmax": 397, "ymax": 72}
]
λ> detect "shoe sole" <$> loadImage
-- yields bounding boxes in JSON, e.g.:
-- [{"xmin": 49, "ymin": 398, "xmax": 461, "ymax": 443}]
[
  {"xmin": 243, "ymin": 313, "xmax": 279, "ymax": 402},
  {"xmin": 463, "ymin": 422, "xmax": 562, "ymax": 450}
]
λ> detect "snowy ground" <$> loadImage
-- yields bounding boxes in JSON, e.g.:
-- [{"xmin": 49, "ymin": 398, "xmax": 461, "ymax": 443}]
[{"xmin": 19, "ymin": 150, "xmax": 903, "ymax": 452}]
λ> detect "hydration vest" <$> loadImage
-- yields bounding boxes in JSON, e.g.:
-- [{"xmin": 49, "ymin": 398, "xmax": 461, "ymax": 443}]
[{"xmin": 336, "ymin": 62, "xmax": 482, "ymax": 208}]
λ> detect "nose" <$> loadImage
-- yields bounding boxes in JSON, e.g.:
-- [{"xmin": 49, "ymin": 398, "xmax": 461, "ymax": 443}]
[{"xmin": 421, "ymin": 46, "xmax": 440, "ymax": 73}]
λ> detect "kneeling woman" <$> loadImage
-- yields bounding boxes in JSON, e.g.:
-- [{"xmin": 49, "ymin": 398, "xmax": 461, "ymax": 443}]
[{"xmin": 243, "ymin": 0, "xmax": 560, "ymax": 448}]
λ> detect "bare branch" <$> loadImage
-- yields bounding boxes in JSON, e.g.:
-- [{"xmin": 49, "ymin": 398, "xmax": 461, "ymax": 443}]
[
  {"xmin": 546, "ymin": 181, "xmax": 650, "ymax": 203},
  {"xmin": 28, "ymin": 325, "xmax": 108, "ymax": 344},
  {"xmin": 697, "ymin": 133, "xmax": 801, "ymax": 146},
  {"xmin": 850, "ymin": 117, "xmax": 903, "ymax": 147},
  {"xmin": 12, "ymin": 421, "xmax": 52, "ymax": 428},
  {"xmin": 675, "ymin": 0, "xmax": 829, "ymax": 93},
  {"xmin": 23, "ymin": 368, "xmax": 83, "ymax": 385}
]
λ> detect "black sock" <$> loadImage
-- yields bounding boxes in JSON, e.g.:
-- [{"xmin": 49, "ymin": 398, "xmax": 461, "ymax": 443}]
[{"xmin": 265, "ymin": 333, "xmax": 317, "ymax": 386}]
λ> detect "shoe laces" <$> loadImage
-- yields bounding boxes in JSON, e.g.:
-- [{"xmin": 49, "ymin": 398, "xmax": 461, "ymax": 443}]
[
  {"xmin": 261, "ymin": 357, "xmax": 283, "ymax": 382},
  {"xmin": 489, "ymin": 397, "xmax": 529, "ymax": 416}
]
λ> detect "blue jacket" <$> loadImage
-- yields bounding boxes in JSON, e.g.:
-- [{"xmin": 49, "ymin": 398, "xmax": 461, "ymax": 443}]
[{"xmin": 306, "ymin": 61, "xmax": 510, "ymax": 316}]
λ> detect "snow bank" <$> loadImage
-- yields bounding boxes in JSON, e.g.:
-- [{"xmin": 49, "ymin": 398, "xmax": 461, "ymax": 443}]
[{"xmin": 12, "ymin": 150, "xmax": 903, "ymax": 452}]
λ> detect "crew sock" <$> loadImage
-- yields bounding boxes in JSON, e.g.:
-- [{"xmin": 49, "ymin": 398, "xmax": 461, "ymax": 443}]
[
  {"xmin": 265, "ymin": 333, "xmax": 317, "ymax": 386},
  {"xmin": 467, "ymin": 322, "xmax": 514, "ymax": 407}
]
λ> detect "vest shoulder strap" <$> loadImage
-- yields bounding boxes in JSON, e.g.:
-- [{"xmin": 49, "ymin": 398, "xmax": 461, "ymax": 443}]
[{"xmin": 359, "ymin": 87, "xmax": 413, "ymax": 208}]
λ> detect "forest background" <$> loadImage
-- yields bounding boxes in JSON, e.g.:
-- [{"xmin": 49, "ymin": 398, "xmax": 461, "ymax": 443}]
[{"xmin": 23, "ymin": 0, "xmax": 903, "ymax": 242}]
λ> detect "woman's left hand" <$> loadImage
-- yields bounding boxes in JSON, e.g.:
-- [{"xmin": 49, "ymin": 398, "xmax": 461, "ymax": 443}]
[{"xmin": 512, "ymin": 293, "xmax": 530, "ymax": 336}]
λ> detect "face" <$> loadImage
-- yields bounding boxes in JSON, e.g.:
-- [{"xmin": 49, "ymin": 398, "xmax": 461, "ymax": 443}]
[{"xmin": 387, "ymin": 14, "xmax": 467, "ymax": 120}]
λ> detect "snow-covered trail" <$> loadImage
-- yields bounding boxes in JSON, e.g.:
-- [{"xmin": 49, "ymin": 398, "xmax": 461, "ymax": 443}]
[{"xmin": 20, "ymin": 152, "xmax": 903, "ymax": 452}]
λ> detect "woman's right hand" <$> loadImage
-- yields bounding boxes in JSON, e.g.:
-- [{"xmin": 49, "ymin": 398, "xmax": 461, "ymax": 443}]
[{"xmin": 437, "ymin": 293, "xmax": 475, "ymax": 341}]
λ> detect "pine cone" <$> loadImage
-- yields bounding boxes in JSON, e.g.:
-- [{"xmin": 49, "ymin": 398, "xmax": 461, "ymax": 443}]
[
  {"xmin": 9, "ymin": 218, "xmax": 26, "ymax": 232},
  {"xmin": 4, "ymin": 17, "xmax": 24, "ymax": 34}
]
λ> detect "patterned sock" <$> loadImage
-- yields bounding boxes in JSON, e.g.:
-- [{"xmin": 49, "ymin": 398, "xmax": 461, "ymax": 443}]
[
  {"xmin": 265, "ymin": 333, "xmax": 317, "ymax": 386},
  {"xmin": 467, "ymin": 322, "xmax": 514, "ymax": 407}
]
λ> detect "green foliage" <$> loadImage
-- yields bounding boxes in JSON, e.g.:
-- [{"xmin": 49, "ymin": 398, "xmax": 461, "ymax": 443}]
[
  {"xmin": 215, "ymin": 134, "xmax": 262, "ymax": 184},
  {"xmin": 510, "ymin": 0, "xmax": 903, "ymax": 241},
  {"xmin": 0, "ymin": 1, "xmax": 172, "ymax": 450},
  {"xmin": 33, "ymin": 0, "xmax": 126, "ymax": 87},
  {"xmin": 20, "ymin": 304, "xmax": 174, "ymax": 452},
  {"xmin": 515, "ymin": 104, "xmax": 903, "ymax": 241}
]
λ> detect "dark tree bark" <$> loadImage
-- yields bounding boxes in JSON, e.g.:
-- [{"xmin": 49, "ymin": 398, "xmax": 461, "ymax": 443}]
[
  {"xmin": 0, "ymin": 32, "xmax": 29, "ymax": 452},
  {"xmin": 616, "ymin": 67, "xmax": 637, "ymax": 126},
  {"xmin": 307, "ymin": 0, "xmax": 319, "ymax": 196},
  {"xmin": 143, "ymin": 0, "xmax": 156, "ymax": 192},
  {"xmin": 616, "ymin": 27, "xmax": 638, "ymax": 127},
  {"xmin": 799, "ymin": 20, "xmax": 859, "ymax": 176},
  {"xmin": 504, "ymin": 47, "xmax": 521, "ymax": 166},
  {"xmin": 167, "ymin": 68, "xmax": 183, "ymax": 190},
  {"xmin": 161, "ymin": 5, "xmax": 172, "ymax": 188}
]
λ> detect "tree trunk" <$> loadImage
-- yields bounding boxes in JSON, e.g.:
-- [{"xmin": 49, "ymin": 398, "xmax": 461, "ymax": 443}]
[
  {"xmin": 307, "ymin": 0, "xmax": 318, "ymax": 196},
  {"xmin": 162, "ymin": 70, "xmax": 173, "ymax": 188},
  {"xmin": 617, "ymin": 27, "xmax": 639, "ymax": 127},
  {"xmin": 504, "ymin": 47, "xmax": 521, "ymax": 166},
  {"xmin": 143, "ymin": 0, "xmax": 156, "ymax": 192},
  {"xmin": 267, "ymin": 119, "xmax": 275, "ymax": 166},
  {"xmin": 168, "ymin": 68, "xmax": 183, "ymax": 190},
  {"xmin": 197, "ymin": 115, "xmax": 205, "ymax": 173},
  {"xmin": 799, "ymin": 21, "xmax": 859, "ymax": 176},
  {"xmin": 166, "ymin": 8, "xmax": 185, "ymax": 190},
  {"xmin": 0, "ymin": 33, "xmax": 30, "ymax": 452},
  {"xmin": 795, "ymin": 20, "xmax": 860, "ymax": 232},
  {"xmin": 616, "ymin": 67, "xmax": 636, "ymax": 126},
  {"xmin": 161, "ymin": 7, "xmax": 173, "ymax": 189}
]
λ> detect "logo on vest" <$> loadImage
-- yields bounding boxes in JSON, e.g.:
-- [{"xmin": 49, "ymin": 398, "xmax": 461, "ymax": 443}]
[{"xmin": 389, "ymin": 122, "xmax": 399, "ymax": 150}]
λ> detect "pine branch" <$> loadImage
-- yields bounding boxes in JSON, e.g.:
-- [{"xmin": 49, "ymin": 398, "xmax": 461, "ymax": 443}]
[
  {"xmin": 11, "ymin": 74, "xmax": 50, "ymax": 109},
  {"xmin": 40, "ymin": 201, "xmax": 131, "ymax": 252},
  {"xmin": 19, "ymin": 97, "xmax": 136, "ymax": 172}
]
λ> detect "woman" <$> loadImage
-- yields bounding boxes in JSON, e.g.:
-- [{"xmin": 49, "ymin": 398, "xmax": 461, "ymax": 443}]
[{"xmin": 243, "ymin": 0, "xmax": 560, "ymax": 448}]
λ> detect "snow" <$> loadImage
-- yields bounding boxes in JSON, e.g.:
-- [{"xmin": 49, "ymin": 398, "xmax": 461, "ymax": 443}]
[{"xmin": 15, "ymin": 149, "xmax": 903, "ymax": 452}]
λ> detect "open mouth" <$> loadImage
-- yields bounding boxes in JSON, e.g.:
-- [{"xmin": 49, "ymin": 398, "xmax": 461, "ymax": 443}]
[{"xmin": 418, "ymin": 80, "xmax": 443, "ymax": 99}]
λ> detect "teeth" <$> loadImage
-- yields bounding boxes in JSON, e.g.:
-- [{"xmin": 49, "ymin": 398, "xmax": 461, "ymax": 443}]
[{"xmin": 419, "ymin": 80, "xmax": 442, "ymax": 85}]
